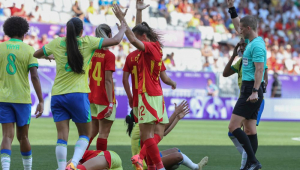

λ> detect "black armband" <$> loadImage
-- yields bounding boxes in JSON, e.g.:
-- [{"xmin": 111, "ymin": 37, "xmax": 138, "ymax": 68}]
[{"xmin": 228, "ymin": 7, "xmax": 238, "ymax": 19}]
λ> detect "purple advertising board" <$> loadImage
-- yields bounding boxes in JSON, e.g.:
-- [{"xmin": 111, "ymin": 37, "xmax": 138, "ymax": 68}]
[
  {"xmin": 0, "ymin": 22, "xmax": 201, "ymax": 48},
  {"xmin": 30, "ymin": 67, "xmax": 300, "ymax": 121}
]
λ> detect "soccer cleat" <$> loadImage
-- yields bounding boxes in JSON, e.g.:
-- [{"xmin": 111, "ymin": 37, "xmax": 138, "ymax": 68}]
[
  {"xmin": 247, "ymin": 161, "xmax": 261, "ymax": 170},
  {"xmin": 131, "ymin": 154, "xmax": 143, "ymax": 170},
  {"xmin": 65, "ymin": 163, "xmax": 77, "ymax": 170},
  {"xmin": 198, "ymin": 156, "xmax": 208, "ymax": 170}
]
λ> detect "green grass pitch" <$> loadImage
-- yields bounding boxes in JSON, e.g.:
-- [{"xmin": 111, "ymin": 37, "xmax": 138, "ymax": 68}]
[{"xmin": 1, "ymin": 118, "xmax": 299, "ymax": 170}]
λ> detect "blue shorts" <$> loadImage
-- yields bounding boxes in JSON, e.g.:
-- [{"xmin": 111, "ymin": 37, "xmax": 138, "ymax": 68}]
[
  {"xmin": 51, "ymin": 93, "xmax": 91, "ymax": 123},
  {"xmin": 0, "ymin": 102, "xmax": 31, "ymax": 127}
]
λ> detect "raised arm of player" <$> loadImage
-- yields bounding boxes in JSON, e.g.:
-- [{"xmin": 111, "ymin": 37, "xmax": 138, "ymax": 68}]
[
  {"xmin": 122, "ymin": 71, "xmax": 133, "ymax": 108},
  {"xmin": 30, "ymin": 67, "xmax": 44, "ymax": 118},
  {"xmin": 227, "ymin": 0, "xmax": 240, "ymax": 34},
  {"xmin": 113, "ymin": 4, "xmax": 145, "ymax": 51},
  {"xmin": 164, "ymin": 101, "xmax": 190, "ymax": 136},
  {"xmin": 223, "ymin": 42, "xmax": 240, "ymax": 77},
  {"xmin": 102, "ymin": 21, "xmax": 127, "ymax": 48},
  {"xmin": 160, "ymin": 71, "xmax": 176, "ymax": 89},
  {"xmin": 136, "ymin": 0, "xmax": 150, "ymax": 25}
]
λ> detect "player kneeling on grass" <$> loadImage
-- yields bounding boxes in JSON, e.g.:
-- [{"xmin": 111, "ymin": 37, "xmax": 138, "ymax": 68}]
[
  {"xmin": 126, "ymin": 101, "xmax": 208, "ymax": 170},
  {"xmin": 67, "ymin": 150, "xmax": 122, "ymax": 170}
]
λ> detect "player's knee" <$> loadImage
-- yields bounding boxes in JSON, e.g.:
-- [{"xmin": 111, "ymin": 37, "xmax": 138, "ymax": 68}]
[
  {"xmin": 228, "ymin": 124, "xmax": 238, "ymax": 133},
  {"xmin": 16, "ymin": 133, "xmax": 28, "ymax": 142},
  {"xmin": 174, "ymin": 152, "xmax": 183, "ymax": 163},
  {"xmin": 172, "ymin": 147, "xmax": 179, "ymax": 152},
  {"xmin": 244, "ymin": 128, "xmax": 257, "ymax": 135},
  {"xmin": 3, "ymin": 133, "xmax": 14, "ymax": 141}
]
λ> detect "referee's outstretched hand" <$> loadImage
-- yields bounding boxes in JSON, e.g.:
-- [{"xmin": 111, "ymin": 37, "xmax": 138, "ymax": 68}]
[
  {"xmin": 35, "ymin": 102, "xmax": 44, "ymax": 118},
  {"xmin": 227, "ymin": 0, "xmax": 235, "ymax": 8},
  {"xmin": 246, "ymin": 93, "xmax": 259, "ymax": 103}
]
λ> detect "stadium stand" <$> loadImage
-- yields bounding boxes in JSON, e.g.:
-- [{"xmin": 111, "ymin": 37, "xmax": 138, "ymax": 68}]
[{"xmin": 0, "ymin": 0, "xmax": 300, "ymax": 75}]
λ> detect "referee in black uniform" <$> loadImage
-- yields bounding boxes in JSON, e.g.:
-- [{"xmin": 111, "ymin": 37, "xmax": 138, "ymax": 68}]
[{"xmin": 227, "ymin": 0, "xmax": 267, "ymax": 170}]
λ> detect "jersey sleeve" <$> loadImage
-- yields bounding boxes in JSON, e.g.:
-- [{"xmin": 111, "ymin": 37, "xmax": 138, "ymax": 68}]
[
  {"xmin": 105, "ymin": 52, "xmax": 116, "ymax": 72},
  {"xmin": 88, "ymin": 36, "xmax": 104, "ymax": 50},
  {"xmin": 42, "ymin": 38, "xmax": 59, "ymax": 57},
  {"xmin": 161, "ymin": 62, "xmax": 166, "ymax": 71},
  {"xmin": 231, "ymin": 58, "xmax": 242, "ymax": 73},
  {"xmin": 123, "ymin": 56, "xmax": 131, "ymax": 72},
  {"xmin": 143, "ymin": 41, "xmax": 160, "ymax": 55},
  {"xmin": 28, "ymin": 46, "xmax": 38, "ymax": 70},
  {"xmin": 252, "ymin": 47, "xmax": 265, "ymax": 63}
]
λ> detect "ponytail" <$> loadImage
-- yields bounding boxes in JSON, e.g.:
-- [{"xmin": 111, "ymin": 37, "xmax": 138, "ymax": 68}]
[
  {"xmin": 132, "ymin": 22, "xmax": 164, "ymax": 48},
  {"xmin": 95, "ymin": 24, "xmax": 111, "ymax": 38},
  {"xmin": 125, "ymin": 110, "xmax": 135, "ymax": 137},
  {"xmin": 66, "ymin": 17, "xmax": 84, "ymax": 74}
]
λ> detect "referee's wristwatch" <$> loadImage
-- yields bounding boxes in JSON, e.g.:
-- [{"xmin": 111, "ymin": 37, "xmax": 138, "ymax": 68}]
[{"xmin": 252, "ymin": 88, "xmax": 259, "ymax": 93}]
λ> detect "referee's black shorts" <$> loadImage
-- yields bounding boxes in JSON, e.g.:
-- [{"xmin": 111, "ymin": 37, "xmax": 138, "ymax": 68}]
[{"xmin": 233, "ymin": 81, "xmax": 264, "ymax": 120}]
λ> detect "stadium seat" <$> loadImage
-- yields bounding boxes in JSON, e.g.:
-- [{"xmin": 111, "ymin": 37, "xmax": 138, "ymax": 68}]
[
  {"xmin": 170, "ymin": 12, "xmax": 179, "ymax": 26},
  {"xmin": 105, "ymin": 15, "xmax": 117, "ymax": 27},
  {"xmin": 89, "ymin": 14, "xmax": 106, "ymax": 26},
  {"xmin": 45, "ymin": 0, "xmax": 54, "ymax": 3},
  {"xmin": 41, "ymin": 3, "xmax": 52, "ymax": 11},
  {"xmin": 59, "ymin": 12, "xmax": 72, "ymax": 23},
  {"xmin": 53, "ymin": 0, "xmax": 63, "ymax": 11},
  {"xmin": 62, "ymin": 0, "xmax": 72, "ymax": 12},
  {"xmin": 49, "ymin": 11, "xmax": 60, "ymax": 23},
  {"xmin": 149, "ymin": 17, "xmax": 158, "ymax": 29},
  {"xmin": 36, "ymin": 0, "xmax": 46, "ymax": 3},
  {"xmin": 40, "ymin": 11, "xmax": 51, "ymax": 22},
  {"xmin": 157, "ymin": 17, "xmax": 167, "ymax": 30}
]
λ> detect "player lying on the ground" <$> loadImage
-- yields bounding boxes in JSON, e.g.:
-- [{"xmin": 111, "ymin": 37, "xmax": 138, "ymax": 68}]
[
  {"xmin": 125, "ymin": 101, "xmax": 208, "ymax": 170},
  {"xmin": 66, "ymin": 150, "xmax": 122, "ymax": 170}
]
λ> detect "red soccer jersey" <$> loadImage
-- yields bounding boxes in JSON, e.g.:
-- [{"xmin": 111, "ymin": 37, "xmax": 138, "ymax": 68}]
[
  {"xmin": 89, "ymin": 49, "xmax": 116, "ymax": 105},
  {"xmin": 138, "ymin": 42, "xmax": 164, "ymax": 96},
  {"xmin": 123, "ymin": 50, "xmax": 140, "ymax": 107},
  {"xmin": 80, "ymin": 150, "xmax": 111, "ymax": 167},
  {"xmin": 123, "ymin": 49, "xmax": 167, "ymax": 106}
]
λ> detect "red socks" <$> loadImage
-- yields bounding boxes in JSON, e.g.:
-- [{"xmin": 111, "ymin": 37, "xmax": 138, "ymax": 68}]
[
  {"xmin": 86, "ymin": 137, "xmax": 94, "ymax": 150},
  {"xmin": 77, "ymin": 165, "xmax": 87, "ymax": 170},
  {"xmin": 96, "ymin": 138, "xmax": 107, "ymax": 151},
  {"xmin": 144, "ymin": 138, "xmax": 164, "ymax": 169},
  {"xmin": 139, "ymin": 134, "xmax": 161, "ymax": 160}
]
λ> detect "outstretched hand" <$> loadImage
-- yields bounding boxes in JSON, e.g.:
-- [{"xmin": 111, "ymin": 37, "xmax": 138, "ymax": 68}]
[
  {"xmin": 112, "ymin": 4, "xmax": 125, "ymax": 20},
  {"xmin": 174, "ymin": 100, "xmax": 190, "ymax": 119},
  {"xmin": 227, "ymin": 0, "xmax": 235, "ymax": 8},
  {"xmin": 136, "ymin": 0, "xmax": 150, "ymax": 11}
]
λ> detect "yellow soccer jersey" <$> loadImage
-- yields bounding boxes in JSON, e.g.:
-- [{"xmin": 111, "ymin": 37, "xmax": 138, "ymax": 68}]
[
  {"xmin": 0, "ymin": 39, "xmax": 38, "ymax": 103},
  {"xmin": 42, "ymin": 36, "xmax": 103, "ymax": 96}
]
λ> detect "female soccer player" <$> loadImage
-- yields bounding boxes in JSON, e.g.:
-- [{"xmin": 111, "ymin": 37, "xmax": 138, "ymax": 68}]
[
  {"xmin": 125, "ymin": 101, "xmax": 208, "ymax": 170},
  {"xmin": 68, "ymin": 150, "xmax": 123, "ymax": 170},
  {"xmin": 87, "ymin": 24, "xmax": 118, "ymax": 151},
  {"xmin": 33, "ymin": 17, "xmax": 126, "ymax": 170},
  {"xmin": 0, "ymin": 16, "xmax": 44, "ymax": 170},
  {"xmin": 113, "ymin": 4, "xmax": 172, "ymax": 170}
]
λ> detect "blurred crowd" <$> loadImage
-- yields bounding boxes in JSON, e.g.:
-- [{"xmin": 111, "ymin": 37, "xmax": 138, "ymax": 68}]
[{"xmin": 0, "ymin": 0, "xmax": 300, "ymax": 75}]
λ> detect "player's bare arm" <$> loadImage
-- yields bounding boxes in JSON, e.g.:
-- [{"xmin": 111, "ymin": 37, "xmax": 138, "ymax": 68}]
[
  {"xmin": 160, "ymin": 71, "xmax": 176, "ymax": 89},
  {"xmin": 30, "ymin": 67, "xmax": 44, "ymax": 118},
  {"xmin": 227, "ymin": 0, "xmax": 241, "ymax": 34},
  {"xmin": 122, "ymin": 71, "xmax": 133, "ymax": 108},
  {"xmin": 136, "ymin": 0, "xmax": 150, "ymax": 25},
  {"xmin": 223, "ymin": 42, "xmax": 240, "ymax": 77}
]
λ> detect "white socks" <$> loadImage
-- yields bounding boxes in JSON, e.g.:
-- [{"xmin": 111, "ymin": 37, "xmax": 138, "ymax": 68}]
[
  {"xmin": 21, "ymin": 150, "xmax": 32, "ymax": 170},
  {"xmin": 180, "ymin": 152, "xmax": 199, "ymax": 170},
  {"xmin": 56, "ymin": 139, "xmax": 68, "ymax": 170},
  {"xmin": 228, "ymin": 132, "xmax": 244, "ymax": 154},
  {"xmin": 240, "ymin": 150, "xmax": 248, "ymax": 169},
  {"xmin": 1, "ymin": 149, "xmax": 11, "ymax": 170},
  {"xmin": 71, "ymin": 136, "xmax": 89, "ymax": 167}
]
